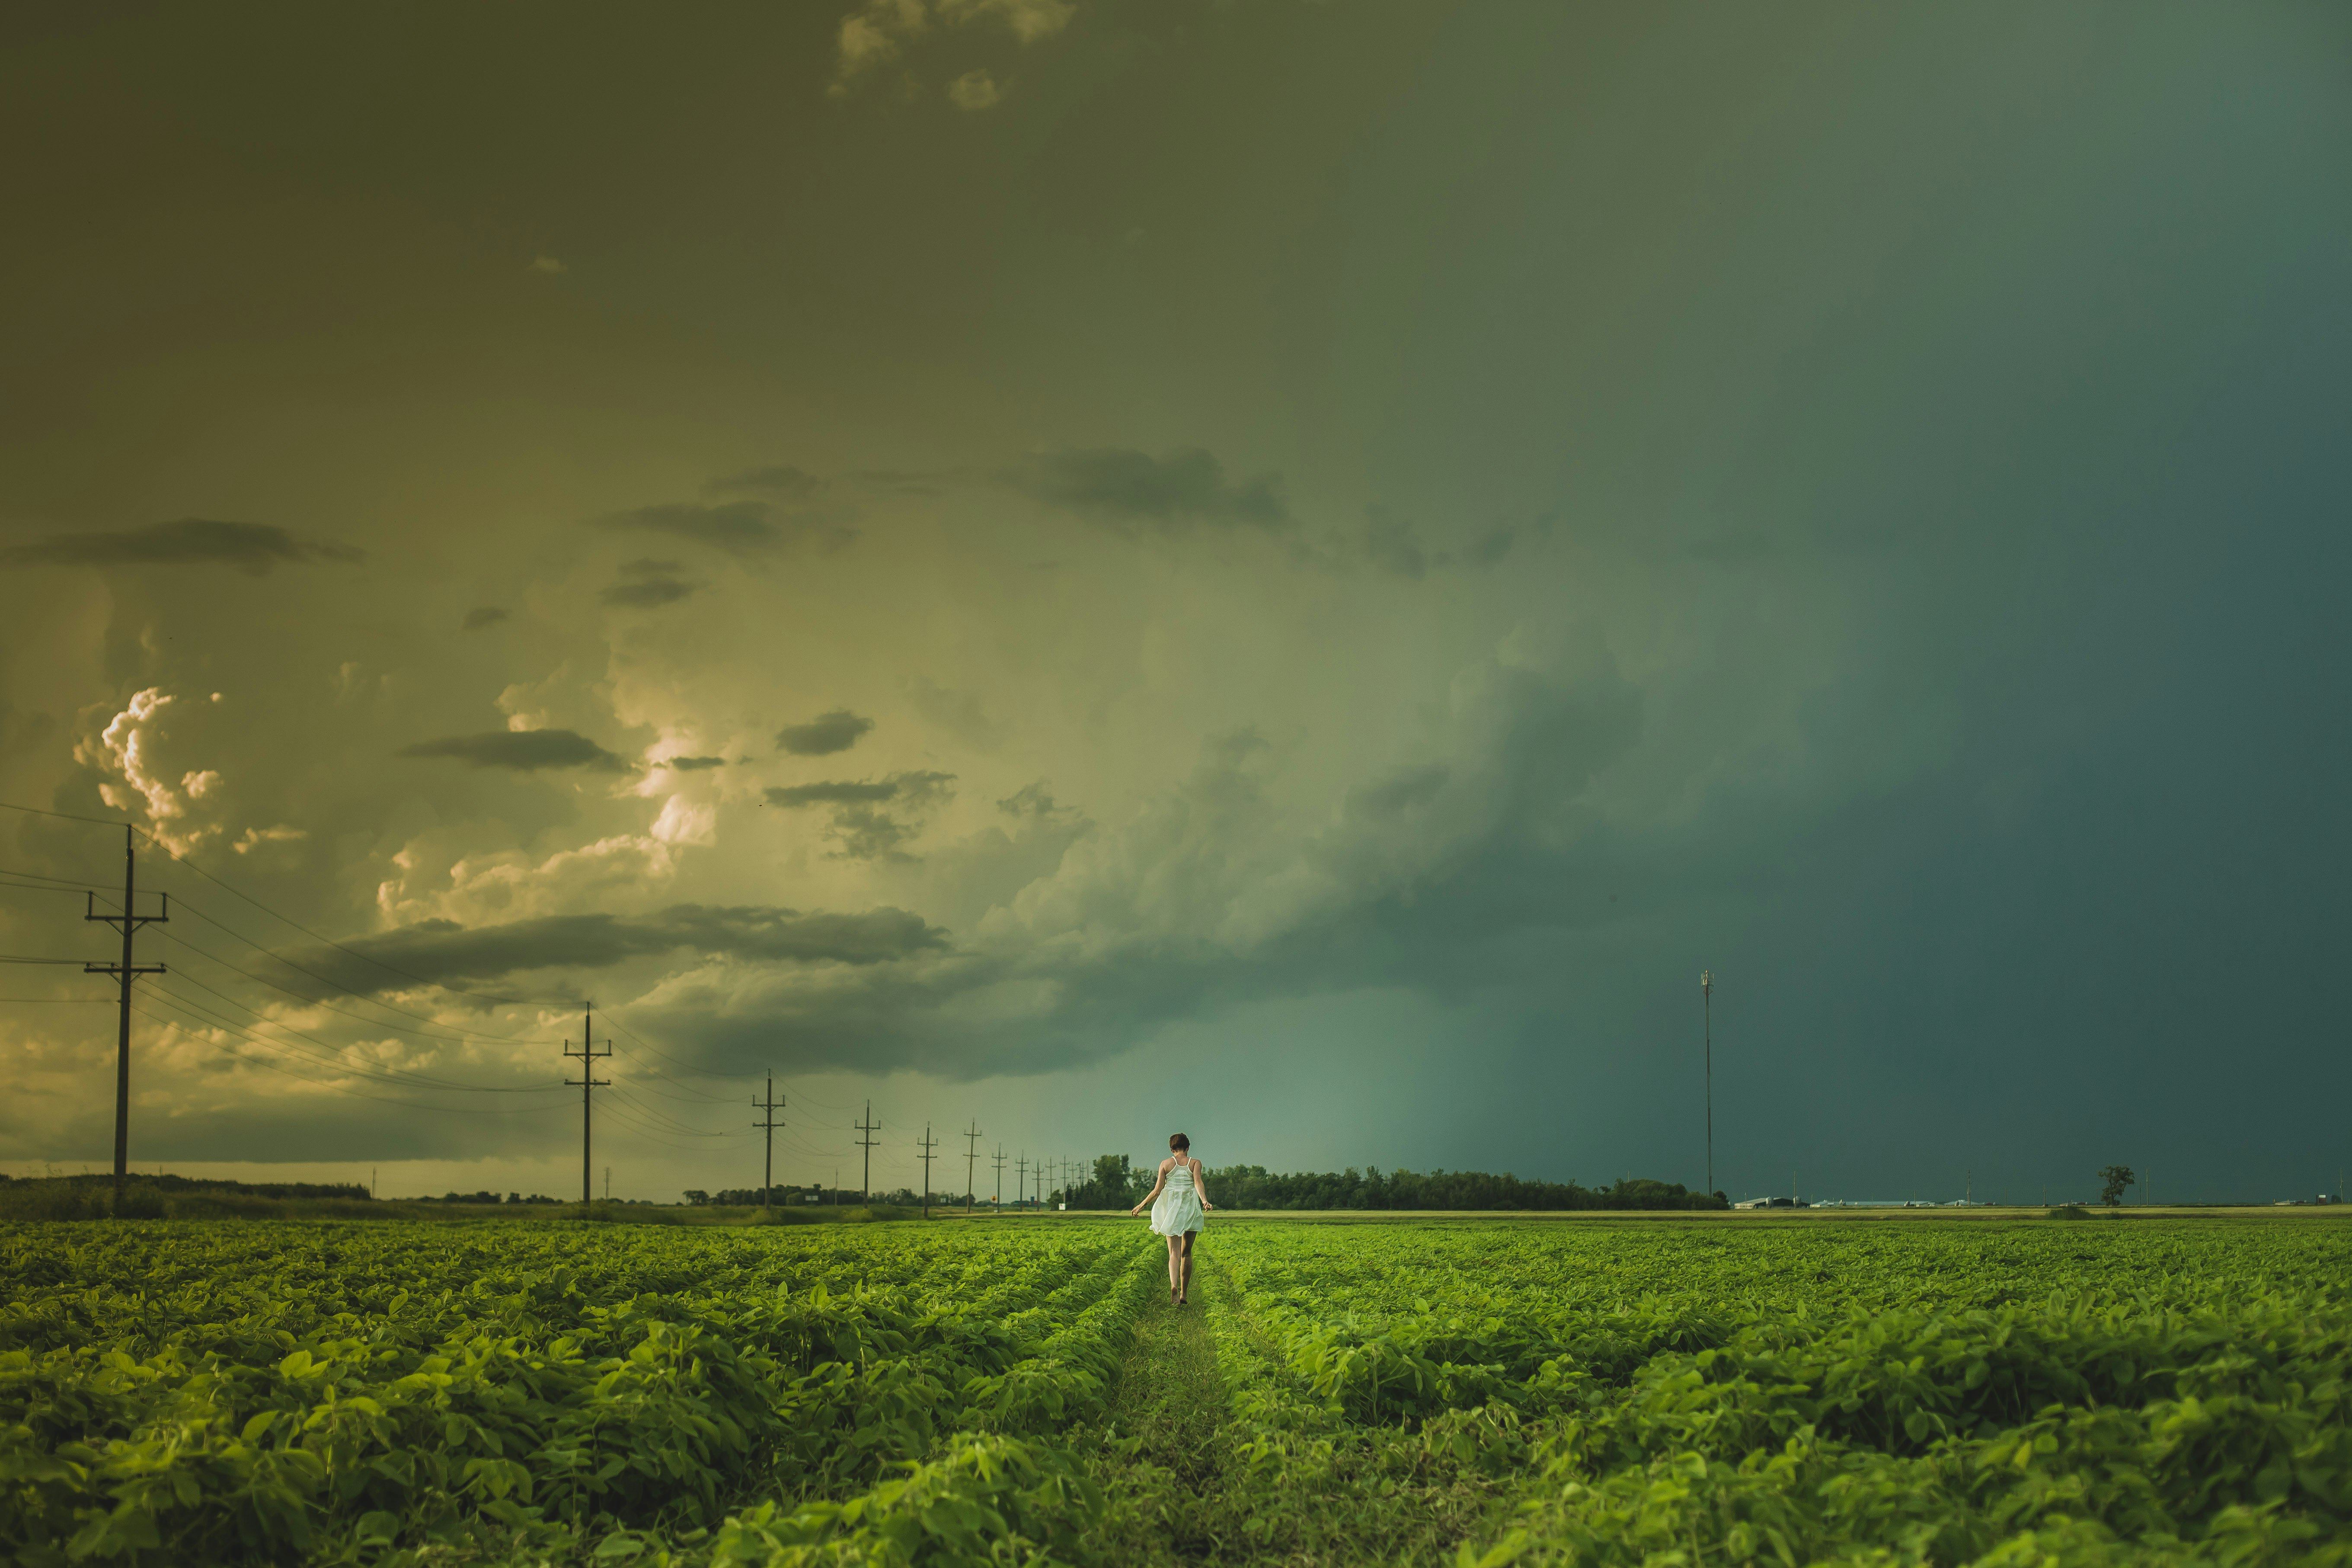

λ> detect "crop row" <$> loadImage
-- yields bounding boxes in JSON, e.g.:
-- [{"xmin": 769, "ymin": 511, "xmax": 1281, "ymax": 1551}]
[
  {"xmin": 0, "ymin": 1220, "xmax": 1161, "ymax": 1566},
  {"xmin": 1206, "ymin": 1220, "xmax": 2352, "ymax": 1564}
]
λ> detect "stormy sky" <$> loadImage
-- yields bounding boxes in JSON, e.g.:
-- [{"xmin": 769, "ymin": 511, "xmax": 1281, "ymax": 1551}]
[{"xmin": 2, "ymin": 2, "xmax": 2345, "ymax": 1204}]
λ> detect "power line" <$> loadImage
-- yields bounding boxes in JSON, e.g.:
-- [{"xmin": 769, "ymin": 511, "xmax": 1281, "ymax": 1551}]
[
  {"xmin": 0, "ymin": 799, "xmax": 543, "ymax": 1009},
  {"xmin": 565, "ymin": 1006, "xmax": 612, "ymax": 1210},
  {"xmin": 755, "ymin": 1075, "xmax": 784, "ymax": 1209},
  {"xmin": 150, "ymin": 973, "xmax": 566, "ymax": 1095},
  {"xmin": 163, "ymin": 899, "xmax": 554, "ymax": 1044},
  {"xmin": 150, "ymin": 980, "xmax": 553, "ymax": 1096},
  {"xmin": 854, "ymin": 1101, "xmax": 880, "ymax": 1204},
  {"xmin": 128, "ymin": 998, "xmax": 568, "ymax": 1116},
  {"xmin": 86, "ymin": 826, "xmax": 166, "ymax": 1206},
  {"xmin": 963, "ymin": 1119, "xmax": 983, "ymax": 1214},
  {"xmin": 916, "ymin": 1124, "xmax": 940, "ymax": 1219}
]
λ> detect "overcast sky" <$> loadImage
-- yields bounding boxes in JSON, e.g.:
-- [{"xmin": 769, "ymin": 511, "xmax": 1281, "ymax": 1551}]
[{"xmin": 2, "ymin": 1, "xmax": 2345, "ymax": 1204}]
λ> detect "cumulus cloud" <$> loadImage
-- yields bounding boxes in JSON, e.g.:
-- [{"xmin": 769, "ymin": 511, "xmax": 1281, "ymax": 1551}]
[
  {"xmin": 831, "ymin": 0, "xmax": 1073, "ymax": 93},
  {"xmin": 3, "ymin": 518, "xmax": 364, "ymax": 574},
  {"xmin": 76, "ymin": 688, "xmax": 196, "ymax": 835},
  {"xmin": 588, "ymin": 500, "xmax": 855, "ymax": 556},
  {"xmin": 231, "ymin": 824, "xmax": 307, "ymax": 855},
  {"xmin": 461, "ymin": 607, "xmax": 508, "ymax": 631},
  {"xmin": 776, "ymin": 708, "xmax": 876, "ymax": 756},
  {"xmin": 765, "ymin": 770, "xmax": 956, "ymax": 860},
  {"xmin": 905, "ymin": 677, "xmax": 1007, "ymax": 750},
  {"xmin": 397, "ymin": 730, "xmax": 631, "ymax": 773},
  {"xmin": 706, "ymin": 465, "xmax": 824, "ymax": 499},
  {"xmin": 948, "ymin": 69, "xmax": 1002, "ymax": 109},
  {"xmin": 70, "ymin": 688, "xmax": 284, "ymax": 858},
  {"xmin": 655, "ymin": 755, "xmax": 729, "ymax": 772},
  {"xmin": 282, "ymin": 904, "xmax": 949, "ymax": 995},
  {"xmin": 1013, "ymin": 447, "xmax": 1290, "ymax": 533},
  {"xmin": 600, "ymin": 575, "xmax": 700, "ymax": 609}
]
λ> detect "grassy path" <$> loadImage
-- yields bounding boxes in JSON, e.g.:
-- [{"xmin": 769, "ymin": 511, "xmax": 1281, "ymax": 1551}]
[{"xmin": 1089, "ymin": 1245, "xmax": 1509, "ymax": 1568}]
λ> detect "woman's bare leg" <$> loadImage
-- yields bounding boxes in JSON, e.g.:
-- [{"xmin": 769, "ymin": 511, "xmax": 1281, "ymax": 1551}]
[
  {"xmin": 1179, "ymin": 1231, "xmax": 1197, "ymax": 1302},
  {"xmin": 1166, "ymin": 1235, "xmax": 1182, "ymax": 1298}
]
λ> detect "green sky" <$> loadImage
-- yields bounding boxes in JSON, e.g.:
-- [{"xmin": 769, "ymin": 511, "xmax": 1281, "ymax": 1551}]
[{"xmin": 2, "ymin": 1, "xmax": 2346, "ymax": 1203}]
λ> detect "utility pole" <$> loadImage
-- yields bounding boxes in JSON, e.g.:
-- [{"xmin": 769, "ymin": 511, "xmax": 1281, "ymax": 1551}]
[
  {"xmin": 854, "ymin": 1102, "xmax": 880, "ymax": 1205},
  {"xmin": 86, "ymin": 825, "xmax": 166, "ymax": 1211},
  {"xmin": 991, "ymin": 1144, "xmax": 1006, "ymax": 1211},
  {"xmin": 1016, "ymin": 1153, "xmax": 1028, "ymax": 1210},
  {"xmin": 563, "ymin": 1006, "xmax": 611, "ymax": 1212},
  {"xmin": 962, "ymin": 1119, "xmax": 982, "ymax": 1213},
  {"xmin": 1700, "ymin": 970, "xmax": 1714, "ymax": 1198},
  {"xmin": 754, "ymin": 1075, "xmax": 785, "ymax": 1209},
  {"xmin": 917, "ymin": 1124, "xmax": 940, "ymax": 1219}
]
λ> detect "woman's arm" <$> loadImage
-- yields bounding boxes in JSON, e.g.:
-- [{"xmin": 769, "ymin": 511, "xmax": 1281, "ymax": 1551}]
[
  {"xmin": 1192, "ymin": 1158, "xmax": 1213, "ymax": 1211},
  {"xmin": 1129, "ymin": 1159, "xmax": 1171, "ymax": 1216}
]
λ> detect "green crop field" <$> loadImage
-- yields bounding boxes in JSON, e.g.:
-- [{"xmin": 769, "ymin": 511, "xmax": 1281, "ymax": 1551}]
[{"xmin": 3, "ymin": 1213, "xmax": 2346, "ymax": 1566}]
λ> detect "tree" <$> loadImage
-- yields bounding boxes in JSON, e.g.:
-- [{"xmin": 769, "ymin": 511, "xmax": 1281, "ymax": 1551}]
[{"xmin": 2098, "ymin": 1165, "xmax": 2135, "ymax": 1207}]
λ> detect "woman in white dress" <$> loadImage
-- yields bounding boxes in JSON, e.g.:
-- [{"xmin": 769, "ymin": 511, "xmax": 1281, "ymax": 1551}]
[{"xmin": 1130, "ymin": 1132, "xmax": 1214, "ymax": 1306}]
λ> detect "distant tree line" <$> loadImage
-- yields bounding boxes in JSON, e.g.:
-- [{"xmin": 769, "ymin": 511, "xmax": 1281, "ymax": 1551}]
[
  {"xmin": 0, "ymin": 1172, "xmax": 374, "ymax": 1201},
  {"xmin": 411, "ymin": 1190, "xmax": 565, "ymax": 1205},
  {"xmin": 682, "ymin": 1186, "xmax": 975, "ymax": 1207},
  {"xmin": 1059, "ymin": 1159, "xmax": 1726, "ymax": 1212}
]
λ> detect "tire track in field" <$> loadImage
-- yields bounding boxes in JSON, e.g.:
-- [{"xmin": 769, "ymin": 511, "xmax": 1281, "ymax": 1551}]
[{"xmin": 1100, "ymin": 1265, "xmax": 1228, "ymax": 1563}]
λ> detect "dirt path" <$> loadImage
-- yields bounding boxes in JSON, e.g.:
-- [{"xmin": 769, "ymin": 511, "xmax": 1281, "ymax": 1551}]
[
  {"xmin": 1096, "ymin": 1264, "xmax": 1230, "ymax": 1562},
  {"xmin": 1088, "ymin": 1244, "xmax": 1513, "ymax": 1567}
]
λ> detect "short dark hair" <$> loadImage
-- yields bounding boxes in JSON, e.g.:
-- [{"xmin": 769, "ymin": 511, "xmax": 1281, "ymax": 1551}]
[{"xmin": 1169, "ymin": 1132, "xmax": 1190, "ymax": 1151}]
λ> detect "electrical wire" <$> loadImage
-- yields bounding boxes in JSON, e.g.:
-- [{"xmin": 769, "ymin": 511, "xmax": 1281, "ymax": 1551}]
[
  {"xmin": 165, "ymin": 901, "xmax": 557, "ymax": 1044},
  {"xmin": 130, "ymin": 999, "xmax": 569, "ymax": 1117},
  {"xmin": 0, "ymin": 801, "xmax": 545, "ymax": 1009},
  {"xmin": 152, "ymin": 971, "xmax": 566, "ymax": 1095},
  {"xmin": 160, "ymin": 922, "xmax": 558, "ymax": 1050}
]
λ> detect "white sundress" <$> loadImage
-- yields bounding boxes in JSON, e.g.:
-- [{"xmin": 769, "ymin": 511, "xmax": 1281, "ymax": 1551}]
[{"xmin": 1150, "ymin": 1159, "xmax": 1205, "ymax": 1237}]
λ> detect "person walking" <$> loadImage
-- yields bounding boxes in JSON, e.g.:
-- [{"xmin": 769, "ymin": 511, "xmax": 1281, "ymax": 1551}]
[{"xmin": 1131, "ymin": 1132, "xmax": 1213, "ymax": 1305}]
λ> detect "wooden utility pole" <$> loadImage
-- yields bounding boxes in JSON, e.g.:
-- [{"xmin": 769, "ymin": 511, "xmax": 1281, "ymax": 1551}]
[
  {"xmin": 753, "ymin": 1076, "xmax": 785, "ymax": 1209},
  {"xmin": 854, "ymin": 1101, "xmax": 880, "ymax": 1204},
  {"xmin": 917, "ymin": 1124, "xmax": 940, "ymax": 1218},
  {"xmin": 85, "ymin": 825, "xmax": 166, "ymax": 1210},
  {"xmin": 564, "ymin": 1006, "xmax": 611, "ymax": 1212},
  {"xmin": 1016, "ymin": 1153, "xmax": 1028, "ymax": 1210},
  {"xmin": 962, "ymin": 1119, "xmax": 983, "ymax": 1212},
  {"xmin": 991, "ymin": 1144, "xmax": 1006, "ymax": 1211}
]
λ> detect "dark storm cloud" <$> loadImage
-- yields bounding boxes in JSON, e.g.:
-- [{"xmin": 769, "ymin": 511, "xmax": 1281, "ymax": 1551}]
[
  {"xmin": 1338, "ymin": 511, "xmax": 1518, "ymax": 578},
  {"xmin": 590, "ymin": 499, "xmax": 854, "ymax": 556},
  {"xmin": 765, "ymin": 771, "xmax": 956, "ymax": 860},
  {"xmin": 657, "ymin": 755, "xmax": 728, "ymax": 771},
  {"xmin": 283, "ymin": 904, "xmax": 949, "ymax": 993},
  {"xmin": 1, "ymin": 518, "xmax": 364, "ymax": 574},
  {"xmin": 654, "ymin": 667, "xmax": 1646, "ymax": 1077},
  {"xmin": 776, "ymin": 709, "xmax": 875, "ymax": 756},
  {"xmin": 706, "ymin": 465, "xmax": 823, "ymax": 499},
  {"xmin": 461, "ymin": 607, "xmax": 508, "ymax": 630},
  {"xmin": 397, "ymin": 730, "xmax": 631, "ymax": 773},
  {"xmin": 600, "ymin": 576, "xmax": 699, "ymax": 608},
  {"xmin": 1014, "ymin": 447, "xmax": 1290, "ymax": 533},
  {"xmin": 997, "ymin": 781, "xmax": 1075, "ymax": 818}
]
